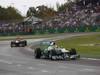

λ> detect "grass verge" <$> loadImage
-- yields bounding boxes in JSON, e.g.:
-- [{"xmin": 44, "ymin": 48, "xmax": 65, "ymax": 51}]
[
  {"xmin": 0, "ymin": 37, "xmax": 48, "ymax": 41},
  {"xmin": 56, "ymin": 33, "xmax": 100, "ymax": 59}
]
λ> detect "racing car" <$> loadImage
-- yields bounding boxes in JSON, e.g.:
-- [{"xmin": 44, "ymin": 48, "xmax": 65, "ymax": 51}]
[
  {"xmin": 34, "ymin": 41, "xmax": 80, "ymax": 60},
  {"xmin": 11, "ymin": 37, "xmax": 27, "ymax": 47}
]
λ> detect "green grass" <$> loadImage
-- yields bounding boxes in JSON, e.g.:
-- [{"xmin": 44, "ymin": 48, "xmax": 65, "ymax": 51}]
[
  {"xmin": 0, "ymin": 37, "xmax": 48, "ymax": 41},
  {"xmin": 56, "ymin": 33, "xmax": 100, "ymax": 58},
  {"xmin": 0, "ymin": 33, "xmax": 65, "ymax": 41}
]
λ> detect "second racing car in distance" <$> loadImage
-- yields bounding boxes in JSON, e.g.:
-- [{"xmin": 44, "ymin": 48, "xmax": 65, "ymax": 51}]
[{"xmin": 11, "ymin": 36, "xmax": 27, "ymax": 47}]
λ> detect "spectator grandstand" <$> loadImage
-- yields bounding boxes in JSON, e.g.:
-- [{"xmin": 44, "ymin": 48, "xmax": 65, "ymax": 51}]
[
  {"xmin": 0, "ymin": 20, "xmax": 23, "ymax": 33},
  {"xmin": 0, "ymin": 0, "xmax": 100, "ymax": 34},
  {"xmin": 39, "ymin": 0, "xmax": 100, "ymax": 30}
]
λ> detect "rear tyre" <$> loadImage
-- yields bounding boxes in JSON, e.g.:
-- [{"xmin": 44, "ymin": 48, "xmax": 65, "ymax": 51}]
[
  {"xmin": 11, "ymin": 42, "xmax": 14, "ymax": 47},
  {"xmin": 24, "ymin": 41, "xmax": 27, "ymax": 46},
  {"xmin": 34, "ymin": 48, "xmax": 41, "ymax": 59},
  {"xmin": 11, "ymin": 44, "xmax": 13, "ymax": 48}
]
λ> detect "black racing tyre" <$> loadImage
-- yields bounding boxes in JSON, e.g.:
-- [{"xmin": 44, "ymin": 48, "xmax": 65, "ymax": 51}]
[
  {"xmin": 11, "ymin": 43, "xmax": 13, "ymax": 47},
  {"xmin": 24, "ymin": 41, "xmax": 27, "ymax": 46},
  {"xmin": 34, "ymin": 48, "xmax": 41, "ymax": 59},
  {"xmin": 11, "ymin": 42, "xmax": 14, "ymax": 47}
]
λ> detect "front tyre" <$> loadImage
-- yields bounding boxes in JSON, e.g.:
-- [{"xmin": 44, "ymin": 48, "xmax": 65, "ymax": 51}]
[{"xmin": 34, "ymin": 48, "xmax": 41, "ymax": 59}]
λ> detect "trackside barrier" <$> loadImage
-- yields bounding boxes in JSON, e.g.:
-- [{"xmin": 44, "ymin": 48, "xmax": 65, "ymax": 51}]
[{"xmin": 0, "ymin": 26, "xmax": 100, "ymax": 36}]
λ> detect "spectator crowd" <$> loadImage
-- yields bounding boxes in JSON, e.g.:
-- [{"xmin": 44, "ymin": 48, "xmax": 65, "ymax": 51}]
[
  {"xmin": 41, "ymin": 1, "xmax": 100, "ymax": 30},
  {"xmin": 0, "ymin": 0, "xmax": 100, "ymax": 33}
]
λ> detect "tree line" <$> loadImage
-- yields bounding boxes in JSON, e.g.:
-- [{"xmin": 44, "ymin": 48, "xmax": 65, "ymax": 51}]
[
  {"xmin": 26, "ymin": 0, "xmax": 79, "ymax": 20},
  {"xmin": 26, "ymin": 0, "xmax": 98, "ymax": 20},
  {"xmin": 26, "ymin": 5, "xmax": 58, "ymax": 20},
  {"xmin": 0, "ymin": 0, "xmax": 97, "ymax": 20},
  {"xmin": 0, "ymin": 6, "xmax": 23, "ymax": 20}
]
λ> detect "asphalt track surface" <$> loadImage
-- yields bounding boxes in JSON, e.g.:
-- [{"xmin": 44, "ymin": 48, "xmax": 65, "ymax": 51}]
[{"xmin": 0, "ymin": 32, "xmax": 100, "ymax": 75}]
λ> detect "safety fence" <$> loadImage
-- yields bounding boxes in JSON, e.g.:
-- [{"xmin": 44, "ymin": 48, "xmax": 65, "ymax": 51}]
[{"xmin": 0, "ymin": 26, "xmax": 100, "ymax": 36}]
